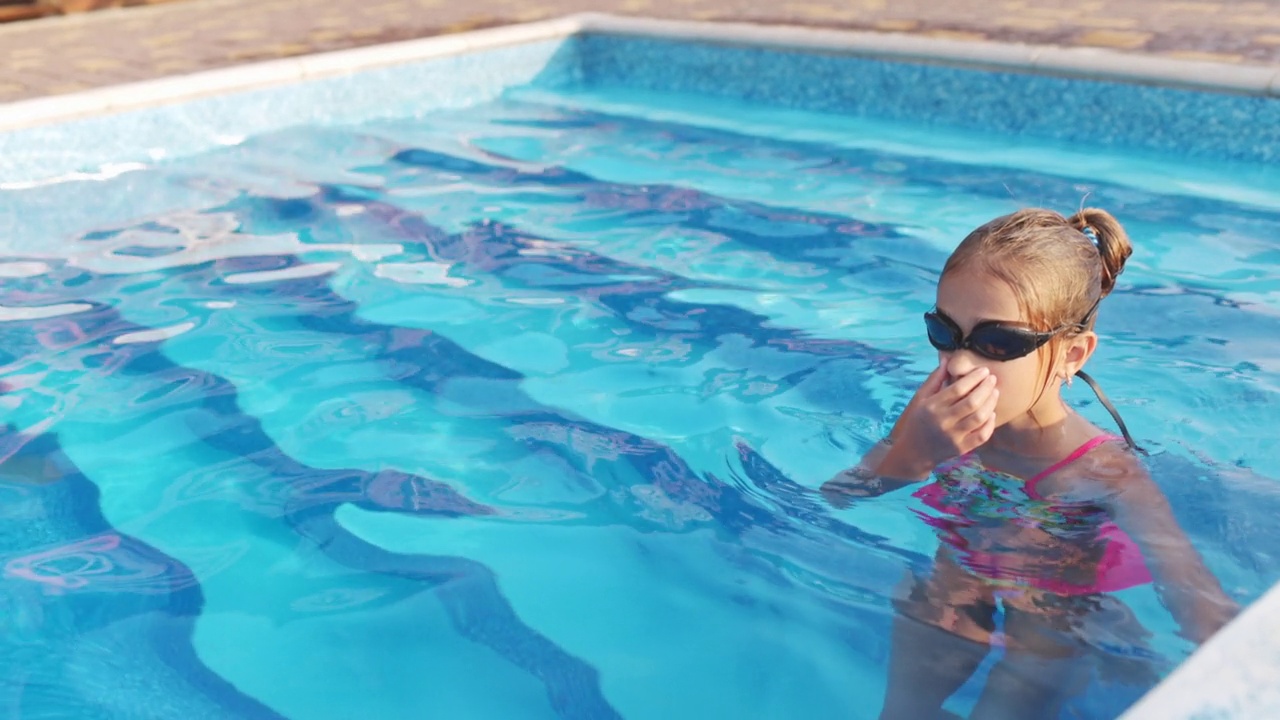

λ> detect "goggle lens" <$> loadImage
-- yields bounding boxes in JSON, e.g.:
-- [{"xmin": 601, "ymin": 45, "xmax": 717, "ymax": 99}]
[
  {"xmin": 968, "ymin": 326, "xmax": 1038, "ymax": 360},
  {"xmin": 924, "ymin": 313, "xmax": 959, "ymax": 352}
]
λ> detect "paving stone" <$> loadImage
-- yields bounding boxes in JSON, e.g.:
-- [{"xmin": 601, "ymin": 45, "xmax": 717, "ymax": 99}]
[
  {"xmin": 0, "ymin": 0, "xmax": 1278, "ymax": 103},
  {"xmin": 1076, "ymin": 28, "xmax": 1154, "ymax": 48}
]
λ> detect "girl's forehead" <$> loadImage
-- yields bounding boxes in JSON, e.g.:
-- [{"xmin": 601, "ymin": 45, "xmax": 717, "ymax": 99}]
[{"xmin": 936, "ymin": 267, "xmax": 1024, "ymax": 324}]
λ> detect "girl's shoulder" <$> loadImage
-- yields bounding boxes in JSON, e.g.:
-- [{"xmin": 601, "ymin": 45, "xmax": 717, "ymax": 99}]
[{"xmin": 1032, "ymin": 433, "xmax": 1145, "ymax": 501}]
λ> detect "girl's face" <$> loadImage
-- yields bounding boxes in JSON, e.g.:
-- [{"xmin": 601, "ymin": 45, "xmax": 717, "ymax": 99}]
[{"xmin": 933, "ymin": 266, "xmax": 1058, "ymax": 428}]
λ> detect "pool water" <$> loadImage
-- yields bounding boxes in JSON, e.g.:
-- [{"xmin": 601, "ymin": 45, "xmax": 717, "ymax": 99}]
[{"xmin": 3, "ymin": 84, "xmax": 1280, "ymax": 719}]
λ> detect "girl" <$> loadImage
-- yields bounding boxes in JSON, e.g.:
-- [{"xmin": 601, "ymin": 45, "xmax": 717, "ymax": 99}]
[{"xmin": 821, "ymin": 209, "xmax": 1240, "ymax": 720}]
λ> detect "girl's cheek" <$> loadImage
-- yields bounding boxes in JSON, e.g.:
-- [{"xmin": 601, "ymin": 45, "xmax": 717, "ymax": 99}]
[
  {"xmin": 994, "ymin": 362, "xmax": 1037, "ymax": 412},
  {"xmin": 991, "ymin": 367, "xmax": 1018, "ymax": 401},
  {"xmin": 992, "ymin": 382, "xmax": 1012, "ymax": 421}
]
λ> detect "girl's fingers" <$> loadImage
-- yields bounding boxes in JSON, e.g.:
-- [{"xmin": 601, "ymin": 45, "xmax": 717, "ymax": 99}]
[
  {"xmin": 918, "ymin": 364, "xmax": 948, "ymax": 398},
  {"xmin": 937, "ymin": 367, "xmax": 992, "ymax": 405},
  {"xmin": 978, "ymin": 413, "xmax": 997, "ymax": 444},
  {"xmin": 899, "ymin": 367, "xmax": 948, "ymax": 436},
  {"xmin": 954, "ymin": 389, "xmax": 999, "ymax": 433},
  {"xmin": 963, "ymin": 413, "xmax": 997, "ymax": 450},
  {"xmin": 941, "ymin": 374, "xmax": 996, "ymax": 421},
  {"xmin": 977, "ymin": 388, "xmax": 999, "ymax": 424}
]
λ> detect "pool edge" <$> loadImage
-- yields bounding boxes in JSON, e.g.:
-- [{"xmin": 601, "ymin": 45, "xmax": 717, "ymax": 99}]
[
  {"xmin": 573, "ymin": 14, "xmax": 1280, "ymax": 97},
  {"xmin": 1119, "ymin": 581, "xmax": 1280, "ymax": 719},
  {"xmin": 0, "ymin": 16, "xmax": 589, "ymax": 133},
  {"xmin": 4, "ymin": 12, "xmax": 1280, "ymax": 134}
]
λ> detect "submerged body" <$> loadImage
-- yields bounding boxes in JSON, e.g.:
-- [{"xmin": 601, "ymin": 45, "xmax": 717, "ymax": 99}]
[{"xmin": 916, "ymin": 434, "xmax": 1151, "ymax": 598}]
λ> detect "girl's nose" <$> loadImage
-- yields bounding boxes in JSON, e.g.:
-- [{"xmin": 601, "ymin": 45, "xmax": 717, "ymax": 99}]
[{"xmin": 944, "ymin": 350, "xmax": 979, "ymax": 383}]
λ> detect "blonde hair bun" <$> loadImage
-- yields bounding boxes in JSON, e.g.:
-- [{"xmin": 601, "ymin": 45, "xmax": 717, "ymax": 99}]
[{"xmin": 1068, "ymin": 208, "xmax": 1133, "ymax": 297}]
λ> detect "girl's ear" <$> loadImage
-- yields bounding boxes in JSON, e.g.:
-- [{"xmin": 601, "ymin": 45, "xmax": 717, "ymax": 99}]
[{"xmin": 1062, "ymin": 331, "xmax": 1098, "ymax": 377}]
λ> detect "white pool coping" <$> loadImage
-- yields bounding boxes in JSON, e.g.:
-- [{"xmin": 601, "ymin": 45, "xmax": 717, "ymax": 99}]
[
  {"xmin": 1120, "ymin": 581, "xmax": 1280, "ymax": 718},
  {"xmin": 0, "ymin": 16, "xmax": 583, "ymax": 132},
  {"xmin": 1, "ymin": 12, "xmax": 1277, "ymax": 718}
]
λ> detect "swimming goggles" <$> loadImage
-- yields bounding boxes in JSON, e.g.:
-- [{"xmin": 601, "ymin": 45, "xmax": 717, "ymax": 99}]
[{"xmin": 923, "ymin": 298, "xmax": 1100, "ymax": 362}]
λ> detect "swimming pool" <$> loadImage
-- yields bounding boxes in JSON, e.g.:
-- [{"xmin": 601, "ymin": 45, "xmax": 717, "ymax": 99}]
[{"xmin": 2, "ymin": 18, "xmax": 1279, "ymax": 720}]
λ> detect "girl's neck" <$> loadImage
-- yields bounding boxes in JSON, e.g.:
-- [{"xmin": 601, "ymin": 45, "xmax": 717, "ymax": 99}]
[{"xmin": 986, "ymin": 395, "xmax": 1081, "ymax": 459}]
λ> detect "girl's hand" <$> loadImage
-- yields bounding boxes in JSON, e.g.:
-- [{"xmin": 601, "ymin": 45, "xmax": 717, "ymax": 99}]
[{"xmin": 879, "ymin": 364, "xmax": 999, "ymax": 479}]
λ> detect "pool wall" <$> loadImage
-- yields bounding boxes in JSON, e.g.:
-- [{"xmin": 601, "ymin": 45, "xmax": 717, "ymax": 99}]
[
  {"xmin": 2, "ymin": 13, "xmax": 1278, "ymax": 718},
  {"xmin": 6, "ymin": 13, "xmax": 1280, "ymax": 186},
  {"xmin": 574, "ymin": 23, "xmax": 1280, "ymax": 164},
  {"xmin": 0, "ymin": 18, "xmax": 584, "ymax": 184}
]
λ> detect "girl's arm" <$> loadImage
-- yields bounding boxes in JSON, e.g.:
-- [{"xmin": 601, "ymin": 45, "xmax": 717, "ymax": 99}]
[
  {"xmin": 819, "ymin": 440, "xmax": 930, "ymax": 507},
  {"xmin": 1104, "ymin": 458, "xmax": 1240, "ymax": 644},
  {"xmin": 821, "ymin": 364, "xmax": 997, "ymax": 507}
]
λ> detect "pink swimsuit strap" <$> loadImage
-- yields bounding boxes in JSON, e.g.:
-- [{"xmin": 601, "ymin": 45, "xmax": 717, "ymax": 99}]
[{"xmin": 1025, "ymin": 434, "xmax": 1122, "ymax": 496}]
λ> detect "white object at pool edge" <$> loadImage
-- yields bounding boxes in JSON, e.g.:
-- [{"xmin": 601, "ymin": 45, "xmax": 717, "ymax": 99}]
[{"xmin": 1120, "ymin": 580, "xmax": 1280, "ymax": 719}]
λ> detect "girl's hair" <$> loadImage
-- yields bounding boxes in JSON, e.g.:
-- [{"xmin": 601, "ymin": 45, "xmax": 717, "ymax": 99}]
[{"xmin": 942, "ymin": 207, "xmax": 1132, "ymax": 334}]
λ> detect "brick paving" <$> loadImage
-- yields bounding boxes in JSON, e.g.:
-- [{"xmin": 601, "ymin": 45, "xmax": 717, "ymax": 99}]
[{"xmin": 1, "ymin": 0, "xmax": 1280, "ymax": 104}]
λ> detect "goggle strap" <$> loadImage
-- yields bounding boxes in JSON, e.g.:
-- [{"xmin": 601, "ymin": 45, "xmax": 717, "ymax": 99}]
[{"xmin": 1074, "ymin": 369, "xmax": 1141, "ymax": 453}]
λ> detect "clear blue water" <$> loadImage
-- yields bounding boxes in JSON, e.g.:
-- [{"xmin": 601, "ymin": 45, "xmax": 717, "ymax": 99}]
[{"xmin": 2, "ymin": 85, "xmax": 1280, "ymax": 719}]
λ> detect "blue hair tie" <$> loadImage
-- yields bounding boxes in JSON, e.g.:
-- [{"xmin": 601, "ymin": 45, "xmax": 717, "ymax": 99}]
[{"xmin": 1081, "ymin": 226, "xmax": 1099, "ymax": 246}]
